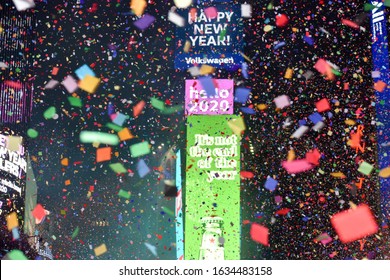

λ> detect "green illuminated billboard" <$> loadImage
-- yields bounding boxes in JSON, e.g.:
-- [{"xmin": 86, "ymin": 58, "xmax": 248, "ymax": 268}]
[{"xmin": 185, "ymin": 115, "xmax": 241, "ymax": 260}]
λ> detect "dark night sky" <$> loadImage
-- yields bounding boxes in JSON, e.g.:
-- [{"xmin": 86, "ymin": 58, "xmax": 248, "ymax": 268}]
[{"xmin": 1, "ymin": 0, "xmax": 389, "ymax": 260}]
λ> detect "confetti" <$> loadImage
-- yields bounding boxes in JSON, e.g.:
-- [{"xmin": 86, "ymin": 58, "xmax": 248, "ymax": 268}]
[{"xmin": 331, "ymin": 204, "xmax": 378, "ymax": 243}]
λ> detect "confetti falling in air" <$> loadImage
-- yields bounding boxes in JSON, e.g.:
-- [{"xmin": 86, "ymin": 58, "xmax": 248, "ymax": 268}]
[{"xmin": 0, "ymin": 0, "xmax": 389, "ymax": 261}]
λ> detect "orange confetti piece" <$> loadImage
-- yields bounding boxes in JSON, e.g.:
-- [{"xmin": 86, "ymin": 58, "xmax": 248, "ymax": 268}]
[
  {"xmin": 330, "ymin": 172, "xmax": 346, "ymax": 178},
  {"xmin": 378, "ymin": 167, "xmax": 390, "ymax": 178},
  {"xmin": 133, "ymin": 100, "xmax": 146, "ymax": 117},
  {"xmin": 61, "ymin": 158, "xmax": 69, "ymax": 166},
  {"xmin": 118, "ymin": 128, "xmax": 134, "ymax": 141}
]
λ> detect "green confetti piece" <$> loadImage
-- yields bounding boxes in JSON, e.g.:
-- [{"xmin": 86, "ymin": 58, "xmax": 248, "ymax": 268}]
[
  {"xmin": 161, "ymin": 105, "xmax": 183, "ymax": 115},
  {"xmin": 27, "ymin": 128, "xmax": 38, "ymax": 138},
  {"xmin": 105, "ymin": 122, "xmax": 123, "ymax": 132},
  {"xmin": 67, "ymin": 96, "xmax": 83, "ymax": 107},
  {"xmin": 162, "ymin": 206, "xmax": 175, "ymax": 217},
  {"xmin": 331, "ymin": 69, "xmax": 342, "ymax": 76},
  {"xmin": 364, "ymin": 3, "xmax": 375, "ymax": 11},
  {"xmin": 358, "ymin": 161, "xmax": 374, "ymax": 175},
  {"xmin": 6, "ymin": 250, "xmax": 28, "ymax": 260},
  {"xmin": 118, "ymin": 189, "xmax": 131, "ymax": 199},
  {"xmin": 79, "ymin": 131, "xmax": 119, "ymax": 145},
  {"xmin": 43, "ymin": 106, "xmax": 56, "ymax": 119},
  {"xmin": 130, "ymin": 141, "xmax": 151, "ymax": 157},
  {"xmin": 150, "ymin": 97, "xmax": 165, "ymax": 111},
  {"xmin": 109, "ymin": 163, "xmax": 127, "ymax": 174},
  {"xmin": 385, "ymin": 0, "xmax": 390, "ymax": 7},
  {"xmin": 71, "ymin": 226, "xmax": 80, "ymax": 239},
  {"xmin": 219, "ymin": 29, "xmax": 227, "ymax": 40}
]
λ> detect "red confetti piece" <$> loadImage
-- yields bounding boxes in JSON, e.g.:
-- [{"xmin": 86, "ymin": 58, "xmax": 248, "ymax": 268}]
[
  {"xmin": 341, "ymin": 19, "xmax": 359, "ymax": 29},
  {"xmin": 250, "ymin": 223, "xmax": 269, "ymax": 246},
  {"xmin": 305, "ymin": 149, "xmax": 321, "ymax": 166},
  {"xmin": 276, "ymin": 14, "xmax": 289, "ymax": 27},
  {"xmin": 4, "ymin": 80, "xmax": 22, "ymax": 89},
  {"xmin": 240, "ymin": 171, "xmax": 255, "ymax": 179},
  {"xmin": 32, "ymin": 204, "xmax": 46, "ymax": 221},
  {"xmin": 315, "ymin": 98, "xmax": 331, "ymax": 112},
  {"xmin": 330, "ymin": 204, "xmax": 378, "ymax": 243},
  {"xmin": 275, "ymin": 208, "xmax": 291, "ymax": 215}
]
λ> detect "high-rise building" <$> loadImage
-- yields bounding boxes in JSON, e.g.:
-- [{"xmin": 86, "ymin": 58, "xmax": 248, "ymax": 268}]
[
  {"xmin": 0, "ymin": 1, "xmax": 38, "ymax": 259},
  {"xmin": 0, "ymin": 0, "xmax": 35, "ymax": 125}
]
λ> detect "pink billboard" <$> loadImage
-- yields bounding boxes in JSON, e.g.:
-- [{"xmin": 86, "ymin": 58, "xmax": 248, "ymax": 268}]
[{"xmin": 185, "ymin": 79, "xmax": 234, "ymax": 115}]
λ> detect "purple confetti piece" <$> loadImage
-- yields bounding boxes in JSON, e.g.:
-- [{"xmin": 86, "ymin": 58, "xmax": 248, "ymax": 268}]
[{"xmin": 133, "ymin": 14, "xmax": 155, "ymax": 31}]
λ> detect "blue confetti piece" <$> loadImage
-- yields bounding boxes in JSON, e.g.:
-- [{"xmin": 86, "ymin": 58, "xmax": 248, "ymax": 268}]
[
  {"xmin": 242, "ymin": 62, "xmax": 249, "ymax": 79},
  {"xmin": 304, "ymin": 36, "xmax": 314, "ymax": 45},
  {"xmin": 274, "ymin": 41, "xmax": 286, "ymax": 50},
  {"xmin": 240, "ymin": 107, "xmax": 256, "ymax": 114},
  {"xmin": 198, "ymin": 76, "xmax": 215, "ymax": 97},
  {"xmin": 137, "ymin": 159, "xmax": 151, "ymax": 178},
  {"xmin": 75, "ymin": 64, "xmax": 95, "ymax": 80},
  {"xmin": 298, "ymin": 119, "xmax": 307, "ymax": 126},
  {"xmin": 308, "ymin": 112, "xmax": 323, "ymax": 124},
  {"xmin": 112, "ymin": 112, "xmax": 128, "ymax": 126},
  {"xmin": 264, "ymin": 177, "xmax": 278, "ymax": 191},
  {"xmin": 234, "ymin": 87, "xmax": 251, "ymax": 103}
]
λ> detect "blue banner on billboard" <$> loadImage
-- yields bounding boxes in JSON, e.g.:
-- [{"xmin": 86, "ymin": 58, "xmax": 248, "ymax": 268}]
[
  {"xmin": 174, "ymin": 4, "xmax": 244, "ymax": 71},
  {"xmin": 370, "ymin": 1, "xmax": 390, "ymax": 226}
]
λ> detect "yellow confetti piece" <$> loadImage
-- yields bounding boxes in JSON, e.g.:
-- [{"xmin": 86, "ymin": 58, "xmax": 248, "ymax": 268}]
[
  {"xmin": 6, "ymin": 212, "xmax": 18, "ymax": 231},
  {"xmin": 257, "ymin": 104, "xmax": 267, "ymax": 110},
  {"xmin": 92, "ymin": 142, "xmax": 100, "ymax": 148},
  {"xmin": 199, "ymin": 65, "xmax": 215, "ymax": 75},
  {"xmin": 239, "ymin": 52, "xmax": 252, "ymax": 63},
  {"xmin": 183, "ymin": 40, "xmax": 191, "ymax": 53},
  {"xmin": 130, "ymin": 0, "xmax": 147, "ymax": 17},
  {"xmin": 78, "ymin": 75, "xmax": 100, "ymax": 94},
  {"xmin": 284, "ymin": 68, "xmax": 293, "ymax": 79},
  {"xmin": 348, "ymin": 201, "xmax": 357, "ymax": 209},
  {"xmin": 287, "ymin": 149, "xmax": 295, "ymax": 161},
  {"xmin": 264, "ymin": 25, "xmax": 273, "ymax": 32},
  {"xmin": 94, "ymin": 244, "xmax": 107, "ymax": 257},
  {"xmin": 345, "ymin": 119, "xmax": 356, "ymax": 126},
  {"xmin": 330, "ymin": 172, "xmax": 346, "ymax": 178},
  {"xmin": 378, "ymin": 167, "xmax": 390, "ymax": 178}
]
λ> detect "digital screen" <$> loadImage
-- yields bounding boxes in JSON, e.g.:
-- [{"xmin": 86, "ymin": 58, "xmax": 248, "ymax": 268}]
[
  {"xmin": 185, "ymin": 115, "xmax": 241, "ymax": 260},
  {"xmin": 185, "ymin": 79, "xmax": 234, "ymax": 115},
  {"xmin": 174, "ymin": 4, "xmax": 244, "ymax": 71},
  {"xmin": 0, "ymin": 133, "xmax": 27, "ymax": 222}
]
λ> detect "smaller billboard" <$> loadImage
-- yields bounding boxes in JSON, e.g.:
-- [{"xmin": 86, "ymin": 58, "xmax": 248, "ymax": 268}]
[{"xmin": 185, "ymin": 79, "xmax": 233, "ymax": 115}]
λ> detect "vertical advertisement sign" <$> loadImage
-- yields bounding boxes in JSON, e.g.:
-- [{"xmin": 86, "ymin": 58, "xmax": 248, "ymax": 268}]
[
  {"xmin": 185, "ymin": 115, "xmax": 241, "ymax": 260},
  {"xmin": 185, "ymin": 79, "xmax": 234, "ymax": 115},
  {"xmin": 0, "ymin": 134, "xmax": 27, "ymax": 223},
  {"xmin": 175, "ymin": 150, "xmax": 184, "ymax": 260},
  {"xmin": 370, "ymin": 1, "xmax": 390, "ymax": 225},
  {"xmin": 174, "ymin": 3, "xmax": 244, "ymax": 71}
]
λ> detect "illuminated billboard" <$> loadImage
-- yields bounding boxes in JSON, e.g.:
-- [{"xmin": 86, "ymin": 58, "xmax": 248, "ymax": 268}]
[
  {"xmin": 0, "ymin": 134, "xmax": 27, "ymax": 224},
  {"xmin": 174, "ymin": 3, "xmax": 244, "ymax": 71},
  {"xmin": 369, "ymin": 0, "xmax": 390, "ymax": 225},
  {"xmin": 185, "ymin": 115, "xmax": 241, "ymax": 259},
  {"xmin": 185, "ymin": 79, "xmax": 234, "ymax": 115}
]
